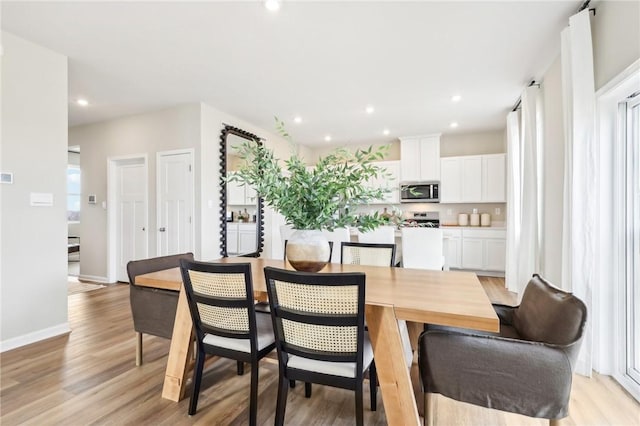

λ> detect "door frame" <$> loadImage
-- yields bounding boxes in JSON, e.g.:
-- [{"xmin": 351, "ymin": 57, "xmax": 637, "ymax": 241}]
[
  {"xmin": 107, "ymin": 154, "xmax": 149, "ymax": 283},
  {"xmin": 156, "ymin": 148, "xmax": 195, "ymax": 256}
]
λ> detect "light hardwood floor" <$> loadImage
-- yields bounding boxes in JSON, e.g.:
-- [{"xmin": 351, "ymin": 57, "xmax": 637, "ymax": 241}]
[{"xmin": 1, "ymin": 278, "xmax": 638, "ymax": 425}]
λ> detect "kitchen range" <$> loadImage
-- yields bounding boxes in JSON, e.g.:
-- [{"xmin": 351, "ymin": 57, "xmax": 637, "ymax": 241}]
[{"xmin": 403, "ymin": 211, "xmax": 440, "ymax": 228}]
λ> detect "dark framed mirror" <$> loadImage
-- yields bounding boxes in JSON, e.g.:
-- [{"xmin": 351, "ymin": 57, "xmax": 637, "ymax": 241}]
[{"xmin": 219, "ymin": 125, "xmax": 264, "ymax": 257}]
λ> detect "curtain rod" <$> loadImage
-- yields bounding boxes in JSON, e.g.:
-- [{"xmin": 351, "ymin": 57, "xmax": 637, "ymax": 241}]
[{"xmin": 511, "ymin": 81, "xmax": 541, "ymax": 112}]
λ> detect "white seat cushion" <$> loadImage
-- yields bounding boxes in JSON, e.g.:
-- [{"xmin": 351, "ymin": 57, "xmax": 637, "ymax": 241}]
[
  {"xmin": 202, "ymin": 312, "xmax": 275, "ymax": 353},
  {"xmin": 287, "ymin": 332, "xmax": 374, "ymax": 378}
]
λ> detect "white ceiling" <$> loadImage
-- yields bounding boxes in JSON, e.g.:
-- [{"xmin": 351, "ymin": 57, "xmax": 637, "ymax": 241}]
[{"xmin": 1, "ymin": 1, "xmax": 579, "ymax": 147}]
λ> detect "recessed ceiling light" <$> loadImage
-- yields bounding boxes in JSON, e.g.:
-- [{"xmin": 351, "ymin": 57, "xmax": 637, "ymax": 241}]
[
  {"xmin": 265, "ymin": 0, "xmax": 281, "ymax": 11},
  {"xmin": 365, "ymin": 105, "xmax": 375, "ymax": 114},
  {"xmin": 77, "ymin": 99, "xmax": 89, "ymax": 107},
  {"xmin": 324, "ymin": 135, "xmax": 332, "ymax": 142},
  {"xmin": 451, "ymin": 94, "xmax": 462, "ymax": 102},
  {"xmin": 450, "ymin": 122, "xmax": 459, "ymax": 128},
  {"xmin": 383, "ymin": 129, "xmax": 390, "ymax": 136},
  {"xmin": 293, "ymin": 116, "xmax": 302, "ymax": 124}
]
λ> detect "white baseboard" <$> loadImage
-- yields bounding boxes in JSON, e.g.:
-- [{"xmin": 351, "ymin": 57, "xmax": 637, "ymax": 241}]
[
  {"xmin": 0, "ymin": 322, "xmax": 71, "ymax": 353},
  {"xmin": 78, "ymin": 274, "xmax": 111, "ymax": 284}
]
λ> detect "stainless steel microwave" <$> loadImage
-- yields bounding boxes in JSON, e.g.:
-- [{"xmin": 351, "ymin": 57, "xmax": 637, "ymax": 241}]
[{"xmin": 400, "ymin": 182, "xmax": 440, "ymax": 203}]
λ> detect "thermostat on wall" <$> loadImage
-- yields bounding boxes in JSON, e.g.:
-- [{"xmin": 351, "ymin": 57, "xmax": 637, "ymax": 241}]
[
  {"xmin": 88, "ymin": 194, "xmax": 96, "ymax": 204},
  {"xmin": 0, "ymin": 172, "xmax": 13, "ymax": 184}
]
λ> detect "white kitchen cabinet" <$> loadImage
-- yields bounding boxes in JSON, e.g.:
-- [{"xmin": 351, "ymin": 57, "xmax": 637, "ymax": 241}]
[
  {"xmin": 460, "ymin": 228, "xmax": 506, "ymax": 272},
  {"xmin": 439, "ymin": 154, "xmax": 505, "ymax": 203},
  {"xmin": 485, "ymin": 238, "xmax": 506, "ymax": 271},
  {"xmin": 442, "ymin": 228, "xmax": 462, "ymax": 269},
  {"xmin": 439, "ymin": 158, "xmax": 462, "ymax": 203},
  {"xmin": 227, "ymin": 223, "xmax": 257, "ymax": 255},
  {"xmin": 367, "ymin": 160, "xmax": 400, "ymax": 204},
  {"xmin": 399, "ymin": 135, "xmax": 440, "ymax": 182},
  {"xmin": 227, "ymin": 223, "xmax": 239, "ymax": 254},
  {"xmin": 238, "ymin": 224, "xmax": 257, "ymax": 254},
  {"xmin": 482, "ymin": 154, "xmax": 506, "ymax": 202},
  {"xmin": 227, "ymin": 181, "xmax": 257, "ymax": 205}
]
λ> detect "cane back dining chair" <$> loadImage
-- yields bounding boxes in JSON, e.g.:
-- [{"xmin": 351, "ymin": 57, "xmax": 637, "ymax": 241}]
[
  {"xmin": 179, "ymin": 260, "xmax": 276, "ymax": 426},
  {"xmin": 263, "ymin": 266, "xmax": 377, "ymax": 426},
  {"xmin": 340, "ymin": 241, "xmax": 396, "ymax": 267},
  {"xmin": 340, "ymin": 242, "xmax": 413, "ymax": 368},
  {"xmin": 127, "ymin": 252, "xmax": 194, "ymax": 366},
  {"xmin": 418, "ymin": 274, "xmax": 587, "ymax": 426}
]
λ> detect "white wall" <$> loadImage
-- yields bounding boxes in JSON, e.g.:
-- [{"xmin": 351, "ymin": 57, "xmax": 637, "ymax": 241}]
[
  {"xmin": 440, "ymin": 130, "xmax": 505, "ymax": 157},
  {"xmin": 592, "ymin": 0, "xmax": 640, "ymax": 91},
  {"xmin": 1, "ymin": 32, "xmax": 69, "ymax": 350},
  {"xmin": 69, "ymin": 104, "xmax": 201, "ymax": 281},
  {"xmin": 541, "ymin": 56, "xmax": 564, "ymax": 285}
]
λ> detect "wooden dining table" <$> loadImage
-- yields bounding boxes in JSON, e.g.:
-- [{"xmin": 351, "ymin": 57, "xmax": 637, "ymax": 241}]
[{"xmin": 136, "ymin": 257, "xmax": 499, "ymax": 426}]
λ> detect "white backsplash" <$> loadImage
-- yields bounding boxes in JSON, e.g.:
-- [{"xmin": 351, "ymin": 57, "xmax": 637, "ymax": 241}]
[{"xmin": 353, "ymin": 202, "xmax": 507, "ymax": 226}]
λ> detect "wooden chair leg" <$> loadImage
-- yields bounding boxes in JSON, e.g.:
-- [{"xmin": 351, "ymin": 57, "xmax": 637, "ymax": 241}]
[
  {"xmin": 369, "ymin": 362, "xmax": 377, "ymax": 411},
  {"xmin": 189, "ymin": 349, "xmax": 206, "ymax": 415},
  {"xmin": 249, "ymin": 362, "xmax": 259, "ymax": 426},
  {"xmin": 135, "ymin": 332, "xmax": 143, "ymax": 366},
  {"xmin": 275, "ymin": 375, "xmax": 289, "ymax": 426},
  {"xmin": 355, "ymin": 381, "xmax": 364, "ymax": 426},
  {"xmin": 549, "ymin": 419, "xmax": 562, "ymax": 426},
  {"xmin": 304, "ymin": 382, "xmax": 312, "ymax": 398}
]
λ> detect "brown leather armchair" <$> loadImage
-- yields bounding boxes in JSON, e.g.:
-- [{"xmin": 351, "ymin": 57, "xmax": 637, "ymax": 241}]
[
  {"xmin": 127, "ymin": 252, "xmax": 194, "ymax": 366},
  {"xmin": 419, "ymin": 274, "xmax": 587, "ymax": 425}
]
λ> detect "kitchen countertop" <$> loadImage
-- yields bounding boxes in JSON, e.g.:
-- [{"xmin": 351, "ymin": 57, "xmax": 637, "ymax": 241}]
[{"xmin": 441, "ymin": 224, "xmax": 506, "ymax": 230}]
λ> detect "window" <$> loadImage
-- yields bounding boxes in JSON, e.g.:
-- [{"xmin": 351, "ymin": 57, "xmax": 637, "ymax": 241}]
[
  {"xmin": 622, "ymin": 92, "xmax": 640, "ymax": 385},
  {"xmin": 67, "ymin": 165, "xmax": 81, "ymax": 222}
]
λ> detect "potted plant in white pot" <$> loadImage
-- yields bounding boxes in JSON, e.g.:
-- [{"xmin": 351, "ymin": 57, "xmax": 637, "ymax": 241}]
[{"xmin": 227, "ymin": 118, "xmax": 391, "ymax": 271}]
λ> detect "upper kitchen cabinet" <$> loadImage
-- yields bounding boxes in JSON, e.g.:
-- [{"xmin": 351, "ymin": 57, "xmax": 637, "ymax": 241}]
[
  {"xmin": 399, "ymin": 134, "xmax": 441, "ymax": 182},
  {"xmin": 440, "ymin": 153, "xmax": 506, "ymax": 203}
]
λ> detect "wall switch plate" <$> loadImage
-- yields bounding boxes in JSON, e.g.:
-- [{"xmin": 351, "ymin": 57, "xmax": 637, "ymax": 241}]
[
  {"xmin": 30, "ymin": 192, "xmax": 53, "ymax": 206},
  {"xmin": 495, "ymin": 207, "xmax": 501, "ymax": 215}
]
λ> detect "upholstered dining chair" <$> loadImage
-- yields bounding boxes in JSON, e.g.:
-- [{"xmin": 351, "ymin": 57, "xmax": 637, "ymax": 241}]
[
  {"xmin": 322, "ymin": 227, "xmax": 351, "ymax": 263},
  {"xmin": 127, "ymin": 252, "xmax": 194, "ymax": 366},
  {"xmin": 418, "ymin": 274, "xmax": 587, "ymax": 426},
  {"xmin": 357, "ymin": 225, "xmax": 396, "ymax": 244},
  {"xmin": 179, "ymin": 260, "xmax": 276, "ymax": 426},
  {"xmin": 263, "ymin": 267, "xmax": 377, "ymax": 426},
  {"xmin": 401, "ymin": 227, "xmax": 444, "ymax": 270}
]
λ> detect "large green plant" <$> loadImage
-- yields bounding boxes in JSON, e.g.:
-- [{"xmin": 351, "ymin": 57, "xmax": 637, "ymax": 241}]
[{"xmin": 228, "ymin": 118, "xmax": 391, "ymax": 231}]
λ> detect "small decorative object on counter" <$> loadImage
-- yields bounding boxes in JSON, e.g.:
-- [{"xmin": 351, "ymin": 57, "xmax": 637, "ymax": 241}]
[
  {"xmin": 458, "ymin": 213, "xmax": 469, "ymax": 226},
  {"xmin": 481, "ymin": 213, "xmax": 491, "ymax": 227},
  {"xmin": 470, "ymin": 208, "xmax": 480, "ymax": 226},
  {"xmin": 381, "ymin": 207, "xmax": 392, "ymax": 221}
]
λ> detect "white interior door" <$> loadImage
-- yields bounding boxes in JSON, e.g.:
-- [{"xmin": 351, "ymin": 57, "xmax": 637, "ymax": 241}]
[
  {"xmin": 157, "ymin": 150, "xmax": 194, "ymax": 256},
  {"xmin": 115, "ymin": 159, "xmax": 148, "ymax": 282}
]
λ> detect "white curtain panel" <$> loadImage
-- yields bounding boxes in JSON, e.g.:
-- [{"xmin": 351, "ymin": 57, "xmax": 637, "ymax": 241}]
[
  {"xmin": 560, "ymin": 9, "xmax": 596, "ymax": 377},
  {"xmin": 517, "ymin": 87, "xmax": 543, "ymax": 300},
  {"xmin": 505, "ymin": 111, "xmax": 521, "ymax": 293}
]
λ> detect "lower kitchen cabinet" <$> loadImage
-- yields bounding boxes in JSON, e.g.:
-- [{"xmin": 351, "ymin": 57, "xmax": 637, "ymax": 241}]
[
  {"xmin": 227, "ymin": 223, "xmax": 258, "ymax": 255},
  {"xmin": 460, "ymin": 228, "xmax": 506, "ymax": 273},
  {"xmin": 443, "ymin": 228, "xmax": 462, "ymax": 269}
]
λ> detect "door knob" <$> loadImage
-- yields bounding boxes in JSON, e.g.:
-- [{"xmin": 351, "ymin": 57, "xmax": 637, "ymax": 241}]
[{"xmin": 159, "ymin": 227, "xmax": 166, "ymax": 232}]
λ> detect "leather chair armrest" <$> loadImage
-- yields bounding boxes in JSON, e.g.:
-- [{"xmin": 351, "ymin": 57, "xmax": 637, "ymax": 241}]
[
  {"xmin": 492, "ymin": 303, "xmax": 517, "ymax": 326},
  {"xmin": 419, "ymin": 330, "xmax": 574, "ymax": 419}
]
